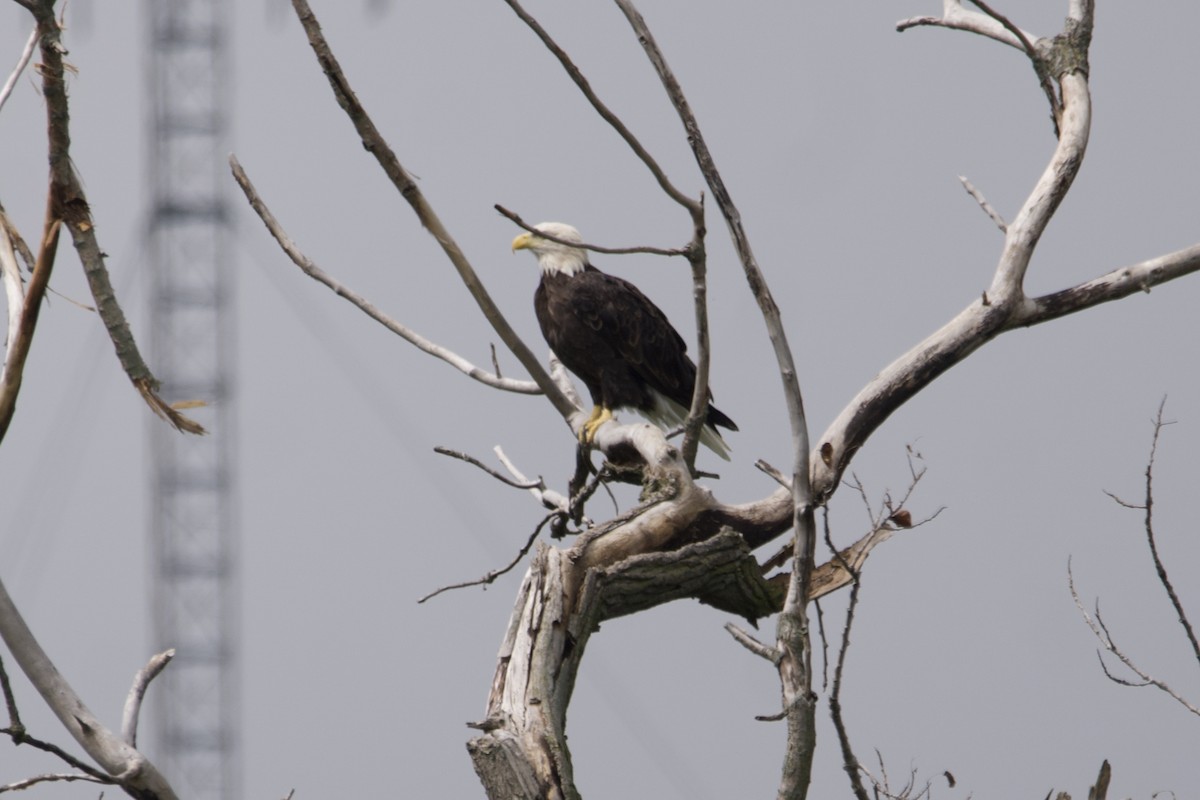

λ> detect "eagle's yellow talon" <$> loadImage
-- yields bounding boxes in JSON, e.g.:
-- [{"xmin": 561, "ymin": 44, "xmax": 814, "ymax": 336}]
[{"xmin": 579, "ymin": 406, "xmax": 612, "ymax": 445}]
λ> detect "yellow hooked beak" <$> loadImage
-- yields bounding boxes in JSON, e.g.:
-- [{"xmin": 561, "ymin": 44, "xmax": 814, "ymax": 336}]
[
  {"xmin": 511, "ymin": 231, "xmax": 540, "ymax": 253},
  {"xmin": 511, "ymin": 232, "xmax": 535, "ymax": 253}
]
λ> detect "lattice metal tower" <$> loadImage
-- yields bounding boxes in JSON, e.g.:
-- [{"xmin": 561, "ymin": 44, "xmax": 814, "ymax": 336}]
[{"xmin": 146, "ymin": 1, "xmax": 239, "ymax": 798}]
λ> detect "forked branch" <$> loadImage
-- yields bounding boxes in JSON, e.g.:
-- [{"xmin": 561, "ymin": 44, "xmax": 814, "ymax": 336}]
[{"xmin": 1069, "ymin": 402, "xmax": 1200, "ymax": 717}]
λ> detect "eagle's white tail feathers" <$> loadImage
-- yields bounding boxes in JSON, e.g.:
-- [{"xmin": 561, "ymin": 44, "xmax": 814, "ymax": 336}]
[{"xmin": 644, "ymin": 390, "xmax": 732, "ymax": 461}]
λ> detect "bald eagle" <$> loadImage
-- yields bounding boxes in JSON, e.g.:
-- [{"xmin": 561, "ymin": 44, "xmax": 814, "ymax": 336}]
[{"xmin": 512, "ymin": 222, "xmax": 737, "ymax": 460}]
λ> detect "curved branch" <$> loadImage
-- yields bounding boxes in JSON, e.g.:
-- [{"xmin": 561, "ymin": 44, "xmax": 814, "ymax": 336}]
[
  {"xmin": 288, "ymin": 0, "xmax": 576, "ymax": 421},
  {"xmin": 121, "ymin": 650, "xmax": 174, "ymax": 748},
  {"xmin": 807, "ymin": 10, "xmax": 1096, "ymax": 503},
  {"xmin": 0, "ymin": 575, "xmax": 178, "ymax": 797},
  {"xmin": 896, "ymin": 1, "xmax": 1034, "ymax": 49},
  {"xmin": 988, "ymin": 73, "xmax": 1090, "ymax": 302},
  {"xmin": 231, "ymin": 157, "xmax": 540, "ymax": 394}
]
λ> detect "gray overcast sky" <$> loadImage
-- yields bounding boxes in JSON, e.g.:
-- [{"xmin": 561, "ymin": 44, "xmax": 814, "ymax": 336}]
[{"xmin": 2, "ymin": 1, "xmax": 1199, "ymax": 798}]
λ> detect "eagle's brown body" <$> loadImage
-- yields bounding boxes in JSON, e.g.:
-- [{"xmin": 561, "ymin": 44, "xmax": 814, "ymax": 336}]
[
  {"xmin": 535, "ymin": 265, "xmax": 736, "ymax": 440},
  {"xmin": 515, "ymin": 222, "xmax": 736, "ymax": 458}
]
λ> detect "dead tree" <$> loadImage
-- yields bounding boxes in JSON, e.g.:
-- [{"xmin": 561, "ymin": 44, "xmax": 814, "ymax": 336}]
[{"xmin": 224, "ymin": 1, "xmax": 1200, "ymax": 799}]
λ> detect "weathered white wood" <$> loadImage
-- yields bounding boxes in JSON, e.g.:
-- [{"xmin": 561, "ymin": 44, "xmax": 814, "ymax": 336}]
[
  {"xmin": 0, "ymin": 577, "xmax": 178, "ymax": 798},
  {"xmin": 0, "ymin": 221, "xmax": 23, "ymax": 384}
]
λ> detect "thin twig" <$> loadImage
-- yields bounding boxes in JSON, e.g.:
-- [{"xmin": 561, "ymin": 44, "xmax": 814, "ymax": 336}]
[
  {"xmin": 958, "ymin": 175, "xmax": 1008, "ymax": 232},
  {"xmin": 496, "ymin": 206, "xmax": 686, "ymax": 258},
  {"xmin": 1068, "ymin": 560, "xmax": 1200, "ymax": 716},
  {"xmin": 494, "ymin": 446, "xmax": 576, "ymax": 520},
  {"xmin": 0, "ymin": 726, "xmax": 113, "ymax": 783},
  {"xmin": 417, "ymin": 514, "xmax": 554, "ymax": 603},
  {"xmin": 755, "ymin": 459, "xmax": 791, "ymax": 489},
  {"xmin": 724, "ymin": 622, "xmax": 780, "ymax": 665},
  {"xmin": 828, "ymin": 513, "xmax": 870, "ymax": 800},
  {"xmin": 0, "ymin": 653, "xmax": 22, "ymax": 737},
  {"xmin": 813, "ymin": 596, "xmax": 828, "ymax": 693},
  {"xmin": 434, "ymin": 447, "xmax": 544, "ymax": 490},
  {"xmin": 0, "ymin": 772, "xmax": 107, "ymax": 793},
  {"xmin": 1140, "ymin": 400, "xmax": 1199, "ymax": 666},
  {"xmin": 0, "ymin": 203, "xmax": 35, "ymax": 272}
]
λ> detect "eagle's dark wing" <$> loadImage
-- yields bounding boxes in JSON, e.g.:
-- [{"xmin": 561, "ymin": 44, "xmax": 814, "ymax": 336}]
[
  {"xmin": 535, "ymin": 264, "xmax": 736, "ymax": 439},
  {"xmin": 577, "ymin": 267, "xmax": 701, "ymax": 407}
]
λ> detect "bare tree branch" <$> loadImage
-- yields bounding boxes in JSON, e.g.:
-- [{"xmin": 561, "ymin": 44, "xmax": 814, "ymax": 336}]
[
  {"xmin": 492, "ymin": 446, "xmax": 578, "ymax": 522},
  {"xmin": 0, "ymin": 203, "xmax": 35, "ymax": 273},
  {"xmin": 240, "ymin": 3, "xmax": 1197, "ymax": 798},
  {"xmin": 23, "ymin": 4, "xmax": 203, "ymax": 436},
  {"xmin": 725, "ymin": 622, "xmax": 781, "ymax": 665},
  {"xmin": 495, "ymin": 205, "xmax": 686, "ymax": 258},
  {"xmin": 0, "ymin": 772, "xmax": 107, "ymax": 794},
  {"xmin": 0, "ymin": 213, "xmax": 27, "ymax": 375},
  {"xmin": 604, "ymin": 4, "xmax": 818, "ymax": 793},
  {"xmin": 1022, "ymin": 244, "xmax": 1200, "ymax": 325},
  {"xmin": 967, "ymin": 0, "xmax": 1063, "ymax": 133},
  {"xmin": 1137, "ymin": 401, "xmax": 1200, "ymax": 666},
  {"xmin": 0, "ymin": 212, "xmax": 60, "ymax": 444},
  {"xmin": 897, "ymin": 1, "xmax": 1035, "ymax": 49},
  {"xmin": 0, "ymin": 25, "xmax": 37, "ymax": 116},
  {"xmin": 418, "ymin": 514, "xmax": 553, "ymax": 604},
  {"xmin": 0, "ymin": 571, "xmax": 179, "ymax": 796},
  {"xmin": 1068, "ymin": 561, "xmax": 1200, "ymax": 717},
  {"xmin": 830, "ymin": 572, "xmax": 870, "ymax": 800},
  {"xmin": 0, "ymin": 723, "xmax": 113, "ymax": 784},
  {"xmin": 0, "ymin": 653, "xmax": 22, "ymax": 738},
  {"xmin": 958, "ymin": 175, "xmax": 1008, "ymax": 232},
  {"xmin": 121, "ymin": 649, "xmax": 174, "ymax": 748},
  {"xmin": 434, "ymin": 446, "xmax": 543, "ymax": 490},
  {"xmin": 230, "ymin": 158, "xmax": 541, "ymax": 396},
  {"xmin": 1069, "ymin": 400, "xmax": 1200, "ymax": 719},
  {"xmin": 500, "ymin": 0, "xmax": 699, "ymax": 214}
]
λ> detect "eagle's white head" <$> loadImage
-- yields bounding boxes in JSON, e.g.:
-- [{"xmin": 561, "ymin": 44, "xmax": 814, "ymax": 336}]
[{"xmin": 511, "ymin": 222, "xmax": 587, "ymax": 277}]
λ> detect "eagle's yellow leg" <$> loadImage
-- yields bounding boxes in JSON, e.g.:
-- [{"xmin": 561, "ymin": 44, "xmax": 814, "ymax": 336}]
[{"xmin": 580, "ymin": 405, "xmax": 613, "ymax": 445}]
